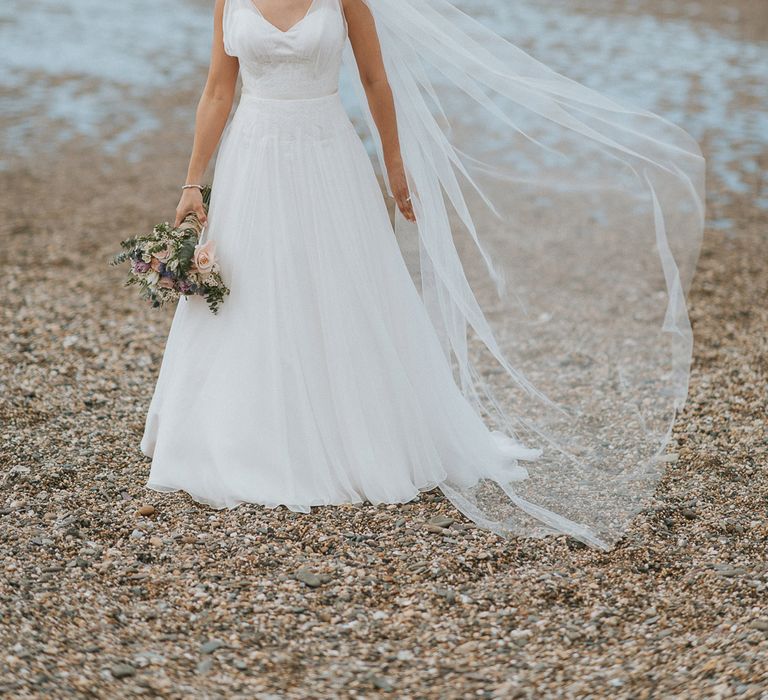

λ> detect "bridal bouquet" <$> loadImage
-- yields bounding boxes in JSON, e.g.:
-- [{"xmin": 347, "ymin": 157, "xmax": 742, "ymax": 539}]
[{"xmin": 111, "ymin": 186, "xmax": 230, "ymax": 314}]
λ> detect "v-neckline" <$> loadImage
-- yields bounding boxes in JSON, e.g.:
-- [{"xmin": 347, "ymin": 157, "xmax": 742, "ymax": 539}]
[{"xmin": 250, "ymin": 0, "xmax": 318, "ymax": 34}]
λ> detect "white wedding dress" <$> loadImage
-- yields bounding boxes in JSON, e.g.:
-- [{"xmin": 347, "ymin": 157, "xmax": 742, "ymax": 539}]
[
  {"xmin": 140, "ymin": 0, "xmax": 704, "ymax": 548},
  {"xmin": 140, "ymin": 0, "xmax": 540, "ymax": 512}
]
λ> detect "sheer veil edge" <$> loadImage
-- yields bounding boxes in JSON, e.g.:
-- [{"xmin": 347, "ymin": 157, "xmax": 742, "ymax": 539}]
[{"xmin": 344, "ymin": 0, "xmax": 704, "ymax": 549}]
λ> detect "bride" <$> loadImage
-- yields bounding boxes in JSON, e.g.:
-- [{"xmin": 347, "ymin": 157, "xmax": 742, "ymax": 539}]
[{"xmin": 140, "ymin": 0, "xmax": 704, "ymax": 549}]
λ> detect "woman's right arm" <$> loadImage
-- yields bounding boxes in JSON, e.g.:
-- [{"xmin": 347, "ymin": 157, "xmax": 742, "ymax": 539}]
[{"xmin": 175, "ymin": 0, "xmax": 240, "ymax": 227}]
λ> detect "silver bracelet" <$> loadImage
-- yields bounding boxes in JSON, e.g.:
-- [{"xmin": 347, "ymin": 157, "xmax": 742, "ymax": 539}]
[{"xmin": 182, "ymin": 184, "xmax": 204, "ymax": 192}]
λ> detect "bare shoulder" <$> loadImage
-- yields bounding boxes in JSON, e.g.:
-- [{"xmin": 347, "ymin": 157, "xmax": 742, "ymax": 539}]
[
  {"xmin": 341, "ymin": 0, "xmax": 375, "ymax": 25},
  {"xmin": 341, "ymin": 0, "xmax": 372, "ymax": 16}
]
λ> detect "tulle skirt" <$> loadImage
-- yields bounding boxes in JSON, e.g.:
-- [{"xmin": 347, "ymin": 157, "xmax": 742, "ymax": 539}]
[{"xmin": 140, "ymin": 91, "xmax": 539, "ymax": 511}]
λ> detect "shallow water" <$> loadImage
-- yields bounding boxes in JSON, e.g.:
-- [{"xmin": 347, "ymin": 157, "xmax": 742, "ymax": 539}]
[
  {"xmin": 0, "ymin": 0, "xmax": 212, "ymax": 156},
  {"xmin": 1, "ymin": 0, "xmax": 765, "ymax": 206},
  {"xmin": 493, "ymin": 0, "xmax": 767, "ymax": 207}
]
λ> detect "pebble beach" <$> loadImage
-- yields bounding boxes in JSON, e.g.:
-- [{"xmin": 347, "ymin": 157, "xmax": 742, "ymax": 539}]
[{"xmin": 1, "ymin": 0, "xmax": 766, "ymax": 697}]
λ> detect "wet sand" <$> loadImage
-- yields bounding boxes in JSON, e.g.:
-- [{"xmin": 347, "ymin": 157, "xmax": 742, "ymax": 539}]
[
  {"xmin": 1, "ymin": 1, "xmax": 766, "ymax": 697},
  {"xmin": 568, "ymin": 0, "xmax": 768, "ymax": 41}
]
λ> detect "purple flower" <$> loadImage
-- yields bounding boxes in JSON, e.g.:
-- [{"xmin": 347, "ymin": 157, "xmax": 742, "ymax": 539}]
[{"xmin": 132, "ymin": 260, "xmax": 150, "ymax": 274}]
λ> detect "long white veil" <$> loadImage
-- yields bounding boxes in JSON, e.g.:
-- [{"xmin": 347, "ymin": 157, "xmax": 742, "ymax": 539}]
[{"xmin": 344, "ymin": 0, "xmax": 705, "ymax": 548}]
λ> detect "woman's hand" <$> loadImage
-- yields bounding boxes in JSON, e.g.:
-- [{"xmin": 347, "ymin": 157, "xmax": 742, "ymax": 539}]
[
  {"xmin": 388, "ymin": 161, "xmax": 415, "ymax": 222},
  {"xmin": 175, "ymin": 188, "xmax": 208, "ymax": 228}
]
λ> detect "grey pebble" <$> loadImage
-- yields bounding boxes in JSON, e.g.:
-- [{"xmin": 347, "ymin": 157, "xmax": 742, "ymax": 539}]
[
  {"xmin": 296, "ymin": 568, "xmax": 323, "ymax": 588},
  {"xmin": 200, "ymin": 639, "xmax": 225, "ymax": 654},
  {"xmin": 196, "ymin": 658, "xmax": 214, "ymax": 674},
  {"xmin": 110, "ymin": 663, "xmax": 135, "ymax": 679},
  {"xmin": 370, "ymin": 675, "xmax": 395, "ymax": 692},
  {"xmin": 712, "ymin": 564, "xmax": 747, "ymax": 577},
  {"xmin": 428, "ymin": 515, "xmax": 454, "ymax": 528}
]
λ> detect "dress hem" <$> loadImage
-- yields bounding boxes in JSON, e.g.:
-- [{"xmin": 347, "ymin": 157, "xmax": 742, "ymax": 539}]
[{"xmin": 145, "ymin": 478, "xmax": 447, "ymax": 513}]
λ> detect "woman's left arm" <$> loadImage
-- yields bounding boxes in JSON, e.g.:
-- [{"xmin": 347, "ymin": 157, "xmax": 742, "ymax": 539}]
[{"xmin": 343, "ymin": 0, "xmax": 415, "ymax": 222}]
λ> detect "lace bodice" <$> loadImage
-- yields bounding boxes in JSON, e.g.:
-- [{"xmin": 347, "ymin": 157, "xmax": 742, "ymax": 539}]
[{"xmin": 223, "ymin": 0, "xmax": 347, "ymax": 100}]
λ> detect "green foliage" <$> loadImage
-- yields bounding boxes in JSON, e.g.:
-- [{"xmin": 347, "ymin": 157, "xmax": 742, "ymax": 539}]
[{"xmin": 175, "ymin": 233, "xmax": 198, "ymax": 277}]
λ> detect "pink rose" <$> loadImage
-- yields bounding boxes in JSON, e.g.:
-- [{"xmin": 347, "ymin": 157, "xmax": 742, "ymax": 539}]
[
  {"xmin": 150, "ymin": 257, "xmax": 163, "ymax": 272},
  {"xmin": 155, "ymin": 245, "xmax": 173, "ymax": 263},
  {"xmin": 158, "ymin": 277, "xmax": 175, "ymax": 289},
  {"xmin": 193, "ymin": 240, "xmax": 216, "ymax": 273}
]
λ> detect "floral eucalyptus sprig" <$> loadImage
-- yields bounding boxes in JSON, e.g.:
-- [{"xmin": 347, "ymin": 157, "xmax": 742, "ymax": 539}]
[{"xmin": 111, "ymin": 186, "xmax": 230, "ymax": 314}]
